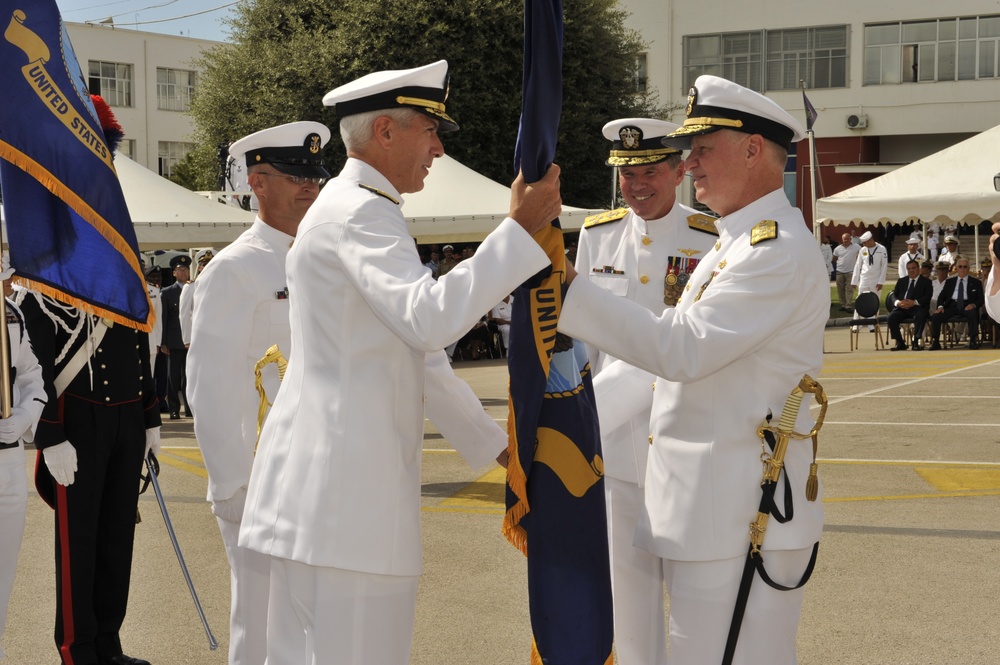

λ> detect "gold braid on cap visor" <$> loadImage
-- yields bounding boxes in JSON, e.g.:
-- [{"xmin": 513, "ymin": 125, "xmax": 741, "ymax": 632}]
[
  {"xmin": 396, "ymin": 95, "xmax": 446, "ymax": 112},
  {"xmin": 671, "ymin": 116, "xmax": 745, "ymax": 135}
]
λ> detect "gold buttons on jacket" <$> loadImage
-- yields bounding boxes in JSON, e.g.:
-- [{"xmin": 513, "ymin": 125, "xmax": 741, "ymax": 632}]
[
  {"xmin": 640, "ymin": 276, "xmax": 649, "ymax": 284},
  {"xmin": 648, "ymin": 435, "xmax": 653, "ymax": 445},
  {"xmin": 642, "ymin": 236, "xmax": 652, "ymax": 246}
]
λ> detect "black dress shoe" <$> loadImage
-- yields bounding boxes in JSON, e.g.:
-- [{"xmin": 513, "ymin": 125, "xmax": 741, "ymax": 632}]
[
  {"xmin": 928, "ymin": 342, "xmax": 942, "ymax": 351},
  {"xmin": 969, "ymin": 341, "xmax": 981, "ymax": 350},
  {"xmin": 911, "ymin": 343, "xmax": 922, "ymax": 351},
  {"xmin": 184, "ymin": 411, "xmax": 193, "ymax": 418},
  {"xmin": 890, "ymin": 343, "xmax": 907, "ymax": 351},
  {"xmin": 169, "ymin": 411, "xmax": 180, "ymax": 420},
  {"xmin": 101, "ymin": 654, "xmax": 151, "ymax": 665}
]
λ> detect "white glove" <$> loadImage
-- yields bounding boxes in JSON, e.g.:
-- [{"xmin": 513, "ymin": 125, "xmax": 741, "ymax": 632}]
[
  {"xmin": 211, "ymin": 486, "xmax": 247, "ymax": 524},
  {"xmin": 145, "ymin": 426, "xmax": 161, "ymax": 458},
  {"xmin": 0, "ymin": 251, "xmax": 13, "ymax": 281},
  {"xmin": 43, "ymin": 441, "xmax": 77, "ymax": 486},
  {"xmin": 0, "ymin": 406, "xmax": 33, "ymax": 444}
]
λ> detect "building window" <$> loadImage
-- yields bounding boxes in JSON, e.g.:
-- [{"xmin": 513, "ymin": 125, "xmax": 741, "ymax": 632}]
[
  {"xmin": 157, "ymin": 68, "xmax": 196, "ymax": 112},
  {"xmin": 683, "ymin": 31, "xmax": 763, "ymax": 91},
  {"xmin": 863, "ymin": 14, "xmax": 1000, "ymax": 84},
  {"xmin": 158, "ymin": 141, "xmax": 194, "ymax": 178},
  {"xmin": 116, "ymin": 139, "xmax": 136, "ymax": 160},
  {"xmin": 765, "ymin": 26, "xmax": 848, "ymax": 90},
  {"xmin": 88, "ymin": 60, "xmax": 133, "ymax": 107},
  {"xmin": 634, "ymin": 53, "xmax": 648, "ymax": 94}
]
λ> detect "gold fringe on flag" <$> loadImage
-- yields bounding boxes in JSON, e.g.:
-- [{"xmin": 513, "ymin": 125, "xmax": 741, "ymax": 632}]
[{"xmin": 0, "ymin": 140, "xmax": 154, "ymax": 332}]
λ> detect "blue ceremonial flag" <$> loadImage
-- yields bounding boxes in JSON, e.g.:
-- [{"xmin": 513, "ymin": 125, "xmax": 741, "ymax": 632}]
[
  {"xmin": 0, "ymin": 1, "xmax": 152, "ymax": 331},
  {"xmin": 503, "ymin": 0, "xmax": 613, "ymax": 662},
  {"xmin": 802, "ymin": 89, "xmax": 818, "ymax": 131}
]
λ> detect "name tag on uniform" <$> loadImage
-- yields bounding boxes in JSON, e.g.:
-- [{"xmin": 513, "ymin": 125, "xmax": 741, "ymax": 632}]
[{"xmin": 275, "ymin": 288, "xmax": 288, "ymax": 300}]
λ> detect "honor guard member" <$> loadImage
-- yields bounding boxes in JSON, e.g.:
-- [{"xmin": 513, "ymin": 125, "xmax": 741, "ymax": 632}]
[
  {"xmin": 557, "ymin": 74, "xmax": 828, "ymax": 664},
  {"xmin": 15, "ymin": 289, "xmax": 161, "ymax": 665},
  {"xmin": 160, "ymin": 254, "xmax": 192, "ymax": 419},
  {"xmin": 851, "ymin": 230, "xmax": 888, "ymax": 328},
  {"xmin": 0, "ymin": 259, "xmax": 47, "ymax": 662},
  {"xmin": 897, "ymin": 236, "xmax": 924, "ymax": 279},
  {"xmin": 238, "ymin": 60, "xmax": 560, "ymax": 665},
  {"xmin": 179, "ymin": 248, "xmax": 214, "ymax": 349},
  {"xmin": 187, "ymin": 121, "xmax": 331, "ymax": 665},
  {"xmin": 575, "ymin": 117, "xmax": 717, "ymax": 665}
]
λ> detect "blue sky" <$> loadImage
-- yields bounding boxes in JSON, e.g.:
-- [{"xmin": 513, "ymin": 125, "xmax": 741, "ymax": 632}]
[{"xmin": 56, "ymin": 0, "xmax": 241, "ymax": 42}]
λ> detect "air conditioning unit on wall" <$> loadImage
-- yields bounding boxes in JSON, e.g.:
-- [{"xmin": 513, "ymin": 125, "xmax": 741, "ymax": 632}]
[{"xmin": 846, "ymin": 113, "xmax": 868, "ymax": 129}]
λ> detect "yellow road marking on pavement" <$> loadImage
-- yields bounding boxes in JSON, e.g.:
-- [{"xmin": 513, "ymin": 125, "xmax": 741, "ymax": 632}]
[
  {"xmin": 916, "ymin": 467, "xmax": 1000, "ymax": 491},
  {"xmin": 158, "ymin": 447, "xmax": 208, "ymax": 478},
  {"xmin": 439, "ymin": 467, "xmax": 506, "ymax": 509}
]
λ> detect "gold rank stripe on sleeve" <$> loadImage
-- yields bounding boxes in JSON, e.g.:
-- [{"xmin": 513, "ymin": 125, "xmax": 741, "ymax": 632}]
[
  {"xmin": 750, "ymin": 220, "xmax": 778, "ymax": 246},
  {"xmin": 583, "ymin": 207, "xmax": 629, "ymax": 228},
  {"xmin": 358, "ymin": 183, "xmax": 400, "ymax": 205},
  {"xmin": 687, "ymin": 213, "xmax": 719, "ymax": 236}
]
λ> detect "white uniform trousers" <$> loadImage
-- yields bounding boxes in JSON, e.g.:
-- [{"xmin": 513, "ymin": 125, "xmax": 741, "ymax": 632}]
[
  {"xmin": 663, "ymin": 548, "xmax": 813, "ymax": 665},
  {"xmin": 0, "ymin": 445, "xmax": 27, "ymax": 660},
  {"xmin": 606, "ymin": 477, "xmax": 668, "ymax": 665},
  {"xmin": 218, "ymin": 517, "xmax": 270, "ymax": 664},
  {"xmin": 265, "ymin": 557, "xmax": 419, "ymax": 665}
]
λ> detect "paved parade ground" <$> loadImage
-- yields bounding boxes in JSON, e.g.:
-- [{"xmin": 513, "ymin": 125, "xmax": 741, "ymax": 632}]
[{"xmin": 3, "ymin": 326, "xmax": 999, "ymax": 664}]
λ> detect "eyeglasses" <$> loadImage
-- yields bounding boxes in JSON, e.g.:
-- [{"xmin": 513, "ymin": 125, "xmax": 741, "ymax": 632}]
[{"xmin": 256, "ymin": 172, "xmax": 326, "ymax": 186}]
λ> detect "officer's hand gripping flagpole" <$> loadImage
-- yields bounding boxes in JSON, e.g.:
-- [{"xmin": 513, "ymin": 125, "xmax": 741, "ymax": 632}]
[{"xmin": 145, "ymin": 452, "xmax": 219, "ymax": 651}]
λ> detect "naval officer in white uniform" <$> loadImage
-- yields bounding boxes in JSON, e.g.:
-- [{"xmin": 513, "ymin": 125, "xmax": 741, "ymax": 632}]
[
  {"xmin": 559, "ymin": 75, "xmax": 828, "ymax": 665},
  {"xmin": 238, "ymin": 60, "xmax": 560, "ymax": 665},
  {"xmin": 187, "ymin": 121, "xmax": 332, "ymax": 665},
  {"xmin": 575, "ymin": 117, "xmax": 717, "ymax": 665}
]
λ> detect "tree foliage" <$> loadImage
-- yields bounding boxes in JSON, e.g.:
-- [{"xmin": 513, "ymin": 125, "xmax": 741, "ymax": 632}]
[{"xmin": 189, "ymin": 0, "xmax": 659, "ymax": 208}]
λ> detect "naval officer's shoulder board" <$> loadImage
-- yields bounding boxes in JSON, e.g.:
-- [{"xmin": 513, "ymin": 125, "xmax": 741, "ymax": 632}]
[
  {"xmin": 687, "ymin": 213, "xmax": 719, "ymax": 236},
  {"xmin": 750, "ymin": 220, "xmax": 778, "ymax": 246},
  {"xmin": 358, "ymin": 183, "xmax": 400, "ymax": 205},
  {"xmin": 583, "ymin": 207, "xmax": 629, "ymax": 229}
]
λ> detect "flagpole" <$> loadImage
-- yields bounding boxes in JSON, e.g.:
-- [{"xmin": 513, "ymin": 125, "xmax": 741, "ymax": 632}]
[{"xmin": 801, "ymin": 81, "xmax": 821, "ymax": 245}]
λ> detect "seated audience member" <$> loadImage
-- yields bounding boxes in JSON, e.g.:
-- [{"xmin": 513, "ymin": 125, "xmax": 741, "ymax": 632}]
[
  {"xmin": 928, "ymin": 259, "xmax": 984, "ymax": 350},
  {"xmin": 456, "ymin": 315, "xmax": 493, "ymax": 360},
  {"xmin": 887, "ymin": 260, "xmax": 932, "ymax": 351},
  {"xmin": 489, "ymin": 294, "xmax": 512, "ymax": 354}
]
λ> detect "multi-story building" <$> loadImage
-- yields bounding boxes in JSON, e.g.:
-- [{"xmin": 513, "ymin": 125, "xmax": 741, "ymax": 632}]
[
  {"xmin": 66, "ymin": 22, "xmax": 220, "ymax": 178},
  {"xmin": 620, "ymin": 1, "xmax": 1000, "ymax": 228}
]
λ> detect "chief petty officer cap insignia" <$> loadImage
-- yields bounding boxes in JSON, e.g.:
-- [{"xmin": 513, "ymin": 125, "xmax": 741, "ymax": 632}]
[
  {"xmin": 602, "ymin": 118, "xmax": 682, "ymax": 167},
  {"xmin": 662, "ymin": 75, "xmax": 805, "ymax": 151},
  {"xmin": 229, "ymin": 121, "xmax": 333, "ymax": 179},
  {"xmin": 322, "ymin": 59, "xmax": 459, "ymax": 133}
]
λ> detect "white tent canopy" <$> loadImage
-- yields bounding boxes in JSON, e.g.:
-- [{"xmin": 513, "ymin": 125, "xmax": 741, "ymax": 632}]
[
  {"xmin": 115, "ymin": 154, "xmax": 256, "ymax": 249},
  {"xmin": 816, "ymin": 125, "xmax": 1000, "ymax": 227},
  {"xmin": 400, "ymin": 155, "xmax": 602, "ymax": 243}
]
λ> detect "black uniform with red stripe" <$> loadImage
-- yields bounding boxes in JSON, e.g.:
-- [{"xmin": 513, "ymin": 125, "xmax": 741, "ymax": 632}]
[{"xmin": 17, "ymin": 292, "xmax": 160, "ymax": 665}]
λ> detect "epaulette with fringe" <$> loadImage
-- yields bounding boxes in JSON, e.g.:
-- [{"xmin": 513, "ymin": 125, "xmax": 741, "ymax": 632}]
[
  {"xmin": 687, "ymin": 213, "xmax": 719, "ymax": 236},
  {"xmin": 583, "ymin": 208, "xmax": 628, "ymax": 228}
]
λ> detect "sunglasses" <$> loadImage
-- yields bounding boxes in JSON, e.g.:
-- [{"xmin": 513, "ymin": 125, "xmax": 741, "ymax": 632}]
[{"xmin": 257, "ymin": 172, "xmax": 326, "ymax": 186}]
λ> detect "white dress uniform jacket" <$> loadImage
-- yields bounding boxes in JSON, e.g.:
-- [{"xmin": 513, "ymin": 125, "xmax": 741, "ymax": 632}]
[
  {"xmin": 179, "ymin": 280, "xmax": 195, "ymax": 346},
  {"xmin": 240, "ymin": 158, "xmax": 548, "ymax": 576},
  {"xmin": 575, "ymin": 204, "xmax": 716, "ymax": 485},
  {"xmin": 188, "ymin": 217, "xmax": 294, "ymax": 503},
  {"xmin": 560, "ymin": 189, "xmax": 827, "ymax": 562},
  {"xmin": 852, "ymin": 243, "xmax": 888, "ymax": 292}
]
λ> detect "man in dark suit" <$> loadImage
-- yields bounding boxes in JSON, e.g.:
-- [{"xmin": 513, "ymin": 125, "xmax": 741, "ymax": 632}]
[
  {"xmin": 888, "ymin": 259, "xmax": 933, "ymax": 351},
  {"xmin": 159, "ymin": 254, "xmax": 191, "ymax": 418},
  {"xmin": 928, "ymin": 258, "xmax": 984, "ymax": 350}
]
